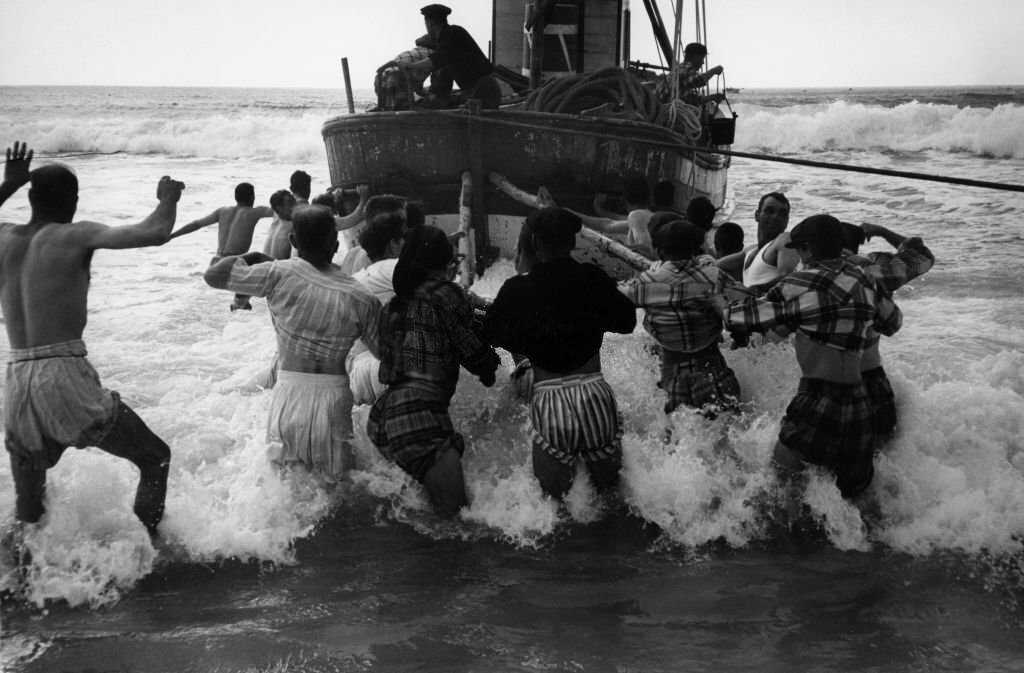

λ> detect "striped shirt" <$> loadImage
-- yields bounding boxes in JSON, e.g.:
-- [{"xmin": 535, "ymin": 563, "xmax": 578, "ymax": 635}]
[
  {"xmin": 226, "ymin": 257, "xmax": 381, "ymax": 365},
  {"xmin": 725, "ymin": 257, "xmax": 902, "ymax": 351},
  {"xmin": 378, "ymin": 278, "xmax": 499, "ymax": 398},
  {"xmin": 619, "ymin": 257, "xmax": 751, "ymax": 353}
]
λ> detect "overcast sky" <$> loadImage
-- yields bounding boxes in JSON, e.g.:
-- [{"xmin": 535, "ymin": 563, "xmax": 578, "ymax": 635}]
[{"xmin": 1, "ymin": 0, "xmax": 1022, "ymax": 90}]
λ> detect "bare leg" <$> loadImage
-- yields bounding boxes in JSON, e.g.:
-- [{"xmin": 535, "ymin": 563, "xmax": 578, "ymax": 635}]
[
  {"xmin": 96, "ymin": 402, "xmax": 171, "ymax": 536},
  {"xmin": 773, "ymin": 440, "xmax": 805, "ymax": 525},
  {"xmin": 532, "ymin": 445, "xmax": 574, "ymax": 499},
  {"xmin": 423, "ymin": 446, "xmax": 468, "ymax": 518},
  {"xmin": 586, "ymin": 454, "xmax": 622, "ymax": 494},
  {"xmin": 7, "ymin": 450, "xmax": 47, "ymax": 524}
]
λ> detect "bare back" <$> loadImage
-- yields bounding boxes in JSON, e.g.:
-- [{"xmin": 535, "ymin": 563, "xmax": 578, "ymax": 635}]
[
  {"xmin": 0, "ymin": 174, "xmax": 182, "ymax": 350},
  {"xmin": 217, "ymin": 205, "xmax": 272, "ymax": 256},
  {"xmin": 0, "ymin": 220, "xmax": 100, "ymax": 349}
]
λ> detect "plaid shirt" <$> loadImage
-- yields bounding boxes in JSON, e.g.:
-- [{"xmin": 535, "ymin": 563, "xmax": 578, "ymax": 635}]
[
  {"xmin": 725, "ymin": 257, "xmax": 902, "ymax": 351},
  {"xmin": 378, "ymin": 278, "xmax": 498, "ymax": 397},
  {"xmin": 846, "ymin": 237, "xmax": 935, "ymax": 293},
  {"xmin": 619, "ymin": 257, "xmax": 751, "ymax": 352}
]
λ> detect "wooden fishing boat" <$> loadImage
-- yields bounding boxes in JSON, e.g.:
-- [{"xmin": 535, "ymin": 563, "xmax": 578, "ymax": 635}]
[{"xmin": 322, "ymin": 0, "xmax": 735, "ymax": 281}]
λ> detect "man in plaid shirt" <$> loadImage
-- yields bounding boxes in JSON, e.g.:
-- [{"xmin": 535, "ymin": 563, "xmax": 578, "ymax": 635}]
[
  {"xmin": 841, "ymin": 221, "xmax": 935, "ymax": 439},
  {"xmin": 725, "ymin": 215, "xmax": 903, "ymax": 499},
  {"xmin": 619, "ymin": 219, "xmax": 751, "ymax": 416}
]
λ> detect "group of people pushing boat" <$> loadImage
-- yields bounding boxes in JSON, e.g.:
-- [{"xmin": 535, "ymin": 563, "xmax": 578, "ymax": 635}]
[{"xmin": 0, "ymin": 138, "xmax": 934, "ymax": 541}]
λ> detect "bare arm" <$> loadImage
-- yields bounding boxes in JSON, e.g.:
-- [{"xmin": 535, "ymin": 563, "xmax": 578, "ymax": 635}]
[
  {"xmin": 203, "ymin": 251, "xmax": 268, "ymax": 289},
  {"xmin": 85, "ymin": 177, "xmax": 185, "ymax": 249},
  {"xmin": 566, "ymin": 208, "xmax": 630, "ymax": 235},
  {"xmin": 335, "ymin": 184, "xmax": 370, "ymax": 231},
  {"xmin": 0, "ymin": 141, "xmax": 33, "ymax": 209},
  {"xmin": 169, "ymin": 207, "xmax": 220, "ymax": 240},
  {"xmin": 861, "ymin": 222, "xmax": 907, "ymax": 249},
  {"xmin": 591, "ymin": 193, "xmax": 625, "ymax": 220},
  {"xmin": 763, "ymin": 232, "xmax": 800, "ymax": 275}
]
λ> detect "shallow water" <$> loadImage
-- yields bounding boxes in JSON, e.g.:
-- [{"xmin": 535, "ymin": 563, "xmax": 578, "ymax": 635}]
[{"xmin": 1, "ymin": 86, "xmax": 1023, "ymax": 672}]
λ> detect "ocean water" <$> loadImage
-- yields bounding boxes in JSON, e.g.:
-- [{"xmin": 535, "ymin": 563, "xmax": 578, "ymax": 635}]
[{"xmin": 0, "ymin": 85, "xmax": 1023, "ymax": 673}]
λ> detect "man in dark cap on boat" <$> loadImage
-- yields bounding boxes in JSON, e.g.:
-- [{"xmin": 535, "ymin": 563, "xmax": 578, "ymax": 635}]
[
  {"xmin": 483, "ymin": 207, "xmax": 636, "ymax": 499},
  {"xmin": 724, "ymin": 214, "xmax": 903, "ymax": 502},
  {"xmin": 397, "ymin": 4, "xmax": 501, "ymax": 110},
  {"xmin": 0, "ymin": 141, "xmax": 181, "ymax": 541}
]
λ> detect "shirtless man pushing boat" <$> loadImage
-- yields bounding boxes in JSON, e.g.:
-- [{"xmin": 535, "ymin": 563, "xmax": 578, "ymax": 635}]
[{"xmin": 0, "ymin": 141, "xmax": 184, "ymax": 541}]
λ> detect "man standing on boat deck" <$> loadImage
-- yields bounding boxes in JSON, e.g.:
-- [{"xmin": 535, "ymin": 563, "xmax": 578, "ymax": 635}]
[
  {"xmin": 0, "ymin": 142, "xmax": 181, "ymax": 540},
  {"xmin": 400, "ymin": 4, "xmax": 501, "ymax": 110}
]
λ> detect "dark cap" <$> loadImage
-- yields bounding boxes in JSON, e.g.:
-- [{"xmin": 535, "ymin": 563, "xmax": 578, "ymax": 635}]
[
  {"xmin": 651, "ymin": 218, "xmax": 706, "ymax": 256},
  {"xmin": 785, "ymin": 214, "xmax": 843, "ymax": 248},
  {"xmin": 683, "ymin": 42, "xmax": 708, "ymax": 57},
  {"xmin": 420, "ymin": 4, "xmax": 451, "ymax": 20},
  {"xmin": 526, "ymin": 207, "xmax": 582, "ymax": 246}
]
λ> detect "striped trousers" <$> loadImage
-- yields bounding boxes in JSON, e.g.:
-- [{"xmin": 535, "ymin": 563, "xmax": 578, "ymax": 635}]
[{"xmin": 529, "ymin": 372, "xmax": 623, "ymax": 467}]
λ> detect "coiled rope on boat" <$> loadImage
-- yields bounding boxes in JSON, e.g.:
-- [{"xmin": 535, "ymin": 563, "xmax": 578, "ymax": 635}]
[{"xmin": 523, "ymin": 67, "xmax": 703, "ymax": 141}]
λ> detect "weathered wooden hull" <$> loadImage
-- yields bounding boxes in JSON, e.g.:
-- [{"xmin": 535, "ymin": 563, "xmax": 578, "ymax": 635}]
[{"xmin": 321, "ymin": 108, "xmax": 730, "ymax": 279}]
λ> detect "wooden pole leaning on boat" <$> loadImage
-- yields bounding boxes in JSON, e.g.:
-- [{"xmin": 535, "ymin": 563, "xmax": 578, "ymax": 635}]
[
  {"xmin": 341, "ymin": 57, "xmax": 355, "ymax": 114},
  {"xmin": 487, "ymin": 172, "xmax": 652, "ymax": 273},
  {"xmin": 465, "ymin": 99, "xmax": 489, "ymax": 269},
  {"xmin": 458, "ymin": 171, "xmax": 475, "ymax": 287}
]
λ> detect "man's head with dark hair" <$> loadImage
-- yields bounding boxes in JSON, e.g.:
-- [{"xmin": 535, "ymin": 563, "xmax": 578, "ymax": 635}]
[
  {"xmin": 234, "ymin": 182, "xmax": 256, "ymax": 207},
  {"xmin": 290, "ymin": 205, "xmax": 338, "ymax": 269},
  {"xmin": 365, "ymin": 194, "xmax": 407, "ymax": 221},
  {"xmin": 685, "ymin": 196, "xmax": 717, "ymax": 232},
  {"xmin": 289, "ymin": 170, "xmax": 312, "ymax": 200},
  {"xmin": 755, "ymin": 191, "xmax": 791, "ymax": 247},
  {"xmin": 785, "ymin": 214, "xmax": 844, "ymax": 260},
  {"xmin": 311, "ymin": 191, "xmax": 337, "ymax": 212},
  {"xmin": 757, "ymin": 191, "xmax": 790, "ymax": 212},
  {"xmin": 652, "ymin": 180, "xmax": 676, "ymax": 210},
  {"xmin": 29, "ymin": 163, "xmax": 79, "ymax": 223},
  {"xmin": 528, "ymin": 207, "xmax": 582, "ymax": 251},
  {"xmin": 269, "ymin": 189, "xmax": 296, "ymax": 220},
  {"xmin": 359, "ymin": 211, "xmax": 406, "ymax": 262},
  {"xmin": 713, "ymin": 221, "xmax": 744, "ymax": 257},
  {"xmin": 651, "ymin": 219, "xmax": 706, "ymax": 260}
]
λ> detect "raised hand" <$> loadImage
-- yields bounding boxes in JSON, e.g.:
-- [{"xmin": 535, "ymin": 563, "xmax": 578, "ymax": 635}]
[
  {"xmin": 156, "ymin": 176, "xmax": 186, "ymax": 203},
  {"xmin": 4, "ymin": 141, "xmax": 34, "ymax": 189},
  {"xmin": 860, "ymin": 222, "xmax": 883, "ymax": 240}
]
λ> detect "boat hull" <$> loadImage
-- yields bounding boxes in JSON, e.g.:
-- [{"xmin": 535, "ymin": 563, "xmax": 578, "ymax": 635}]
[{"xmin": 322, "ymin": 108, "xmax": 730, "ymax": 279}]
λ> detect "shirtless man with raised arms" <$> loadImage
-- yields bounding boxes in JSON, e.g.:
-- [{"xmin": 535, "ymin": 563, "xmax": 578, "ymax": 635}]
[
  {"xmin": 0, "ymin": 141, "xmax": 184, "ymax": 541},
  {"xmin": 169, "ymin": 182, "xmax": 273, "ymax": 310}
]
